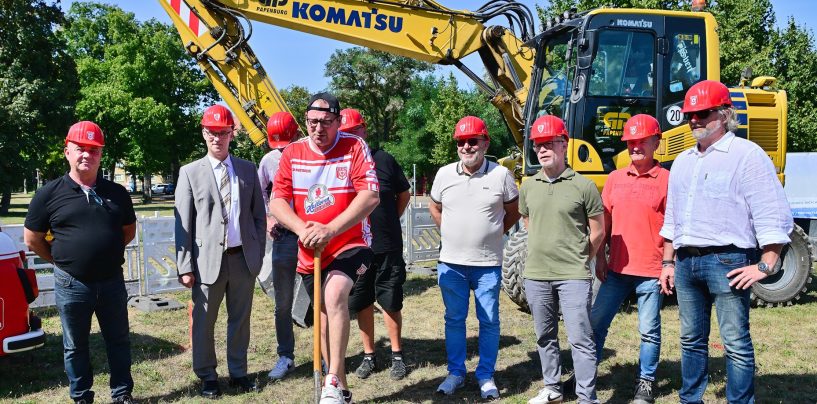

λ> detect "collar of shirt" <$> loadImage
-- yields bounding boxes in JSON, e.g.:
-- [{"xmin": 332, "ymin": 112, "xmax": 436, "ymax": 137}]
[
  {"xmin": 207, "ymin": 154, "xmax": 233, "ymax": 172},
  {"xmin": 534, "ymin": 166, "xmax": 575, "ymax": 183},
  {"xmin": 689, "ymin": 131, "xmax": 736, "ymax": 157},
  {"xmin": 456, "ymin": 158, "xmax": 489, "ymax": 176},
  {"xmin": 64, "ymin": 173, "xmax": 100, "ymax": 192},
  {"xmin": 626, "ymin": 160, "xmax": 662, "ymax": 178}
]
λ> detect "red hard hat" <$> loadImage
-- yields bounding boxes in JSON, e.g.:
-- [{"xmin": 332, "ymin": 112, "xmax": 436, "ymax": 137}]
[
  {"xmin": 621, "ymin": 114, "xmax": 662, "ymax": 141},
  {"xmin": 201, "ymin": 104, "xmax": 235, "ymax": 128},
  {"xmin": 267, "ymin": 111, "xmax": 298, "ymax": 148},
  {"xmin": 529, "ymin": 115, "xmax": 568, "ymax": 142},
  {"xmin": 339, "ymin": 109, "xmax": 366, "ymax": 132},
  {"xmin": 453, "ymin": 116, "xmax": 489, "ymax": 139},
  {"xmin": 681, "ymin": 80, "xmax": 732, "ymax": 113},
  {"xmin": 65, "ymin": 121, "xmax": 105, "ymax": 147}
]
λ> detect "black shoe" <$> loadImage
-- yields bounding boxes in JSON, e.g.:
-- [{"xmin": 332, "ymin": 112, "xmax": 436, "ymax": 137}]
[
  {"xmin": 74, "ymin": 399, "xmax": 93, "ymax": 404},
  {"xmin": 355, "ymin": 354, "xmax": 377, "ymax": 379},
  {"xmin": 632, "ymin": 378, "xmax": 655, "ymax": 404},
  {"xmin": 113, "ymin": 394, "xmax": 135, "ymax": 404},
  {"xmin": 229, "ymin": 376, "xmax": 260, "ymax": 393},
  {"xmin": 199, "ymin": 380, "xmax": 222, "ymax": 399},
  {"xmin": 389, "ymin": 357, "xmax": 407, "ymax": 380}
]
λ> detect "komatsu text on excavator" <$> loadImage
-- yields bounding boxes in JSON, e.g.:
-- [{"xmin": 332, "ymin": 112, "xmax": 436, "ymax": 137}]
[{"xmin": 159, "ymin": 0, "xmax": 812, "ymax": 308}]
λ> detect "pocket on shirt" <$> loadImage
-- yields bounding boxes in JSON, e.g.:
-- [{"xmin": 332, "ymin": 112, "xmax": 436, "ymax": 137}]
[{"xmin": 703, "ymin": 172, "xmax": 734, "ymax": 201}]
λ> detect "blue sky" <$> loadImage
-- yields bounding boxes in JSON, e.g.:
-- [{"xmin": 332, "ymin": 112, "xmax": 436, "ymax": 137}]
[{"xmin": 60, "ymin": 0, "xmax": 816, "ymax": 92}]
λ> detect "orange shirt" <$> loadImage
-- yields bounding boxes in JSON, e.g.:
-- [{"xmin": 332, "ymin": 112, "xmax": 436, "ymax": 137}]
[{"xmin": 602, "ymin": 161, "xmax": 669, "ymax": 278}]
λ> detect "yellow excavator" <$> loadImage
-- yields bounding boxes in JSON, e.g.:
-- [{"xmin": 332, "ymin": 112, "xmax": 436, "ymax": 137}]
[{"xmin": 159, "ymin": 0, "xmax": 812, "ymax": 307}]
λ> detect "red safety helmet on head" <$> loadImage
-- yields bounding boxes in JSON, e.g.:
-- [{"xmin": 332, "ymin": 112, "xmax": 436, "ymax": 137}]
[
  {"xmin": 65, "ymin": 121, "xmax": 105, "ymax": 147},
  {"xmin": 267, "ymin": 111, "xmax": 298, "ymax": 148},
  {"xmin": 339, "ymin": 108, "xmax": 366, "ymax": 132},
  {"xmin": 682, "ymin": 80, "xmax": 732, "ymax": 113},
  {"xmin": 453, "ymin": 116, "xmax": 489, "ymax": 139},
  {"xmin": 622, "ymin": 114, "xmax": 661, "ymax": 141},
  {"xmin": 529, "ymin": 115, "xmax": 568, "ymax": 142},
  {"xmin": 201, "ymin": 104, "xmax": 235, "ymax": 128}
]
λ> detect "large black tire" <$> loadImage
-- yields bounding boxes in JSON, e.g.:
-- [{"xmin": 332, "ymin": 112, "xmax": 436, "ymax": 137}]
[
  {"xmin": 502, "ymin": 228, "xmax": 530, "ymax": 313},
  {"xmin": 751, "ymin": 224, "xmax": 814, "ymax": 307}
]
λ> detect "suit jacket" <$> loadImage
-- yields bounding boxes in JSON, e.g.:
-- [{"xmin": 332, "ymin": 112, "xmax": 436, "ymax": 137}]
[{"xmin": 174, "ymin": 155, "xmax": 266, "ymax": 284}]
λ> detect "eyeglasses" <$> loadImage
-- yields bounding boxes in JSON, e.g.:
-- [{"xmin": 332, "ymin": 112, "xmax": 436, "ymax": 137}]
[
  {"xmin": 305, "ymin": 117, "xmax": 337, "ymax": 127},
  {"xmin": 204, "ymin": 128, "xmax": 232, "ymax": 139},
  {"xmin": 533, "ymin": 140, "xmax": 566, "ymax": 151},
  {"xmin": 684, "ymin": 108, "xmax": 722, "ymax": 121},
  {"xmin": 456, "ymin": 138, "xmax": 484, "ymax": 147},
  {"xmin": 86, "ymin": 188, "xmax": 103, "ymax": 206}
]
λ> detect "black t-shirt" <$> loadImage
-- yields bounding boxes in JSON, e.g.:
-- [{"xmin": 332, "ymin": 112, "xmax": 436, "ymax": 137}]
[
  {"xmin": 369, "ymin": 149, "xmax": 411, "ymax": 253},
  {"xmin": 25, "ymin": 174, "xmax": 137, "ymax": 281}
]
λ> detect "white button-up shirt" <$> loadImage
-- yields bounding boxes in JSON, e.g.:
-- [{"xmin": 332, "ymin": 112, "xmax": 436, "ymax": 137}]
[
  {"xmin": 659, "ymin": 132, "xmax": 793, "ymax": 249},
  {"xmin": 208, "ymin": 154, "xmax": 242, "ymax": 248}
]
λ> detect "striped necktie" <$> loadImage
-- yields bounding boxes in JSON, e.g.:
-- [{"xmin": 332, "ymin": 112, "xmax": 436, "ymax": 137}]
[{"xmin": 219, "ymin": 161, "xmax": 231, "ymax": 226}]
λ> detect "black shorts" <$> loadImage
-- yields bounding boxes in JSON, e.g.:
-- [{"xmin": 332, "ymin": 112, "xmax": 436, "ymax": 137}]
[
  {"xmin": 302, "ymin": 246, "xmax": 373, "ymax": 305},
  {"xmin": 348, "ymin": 250, "xmax": 407, "ymax": 313}
]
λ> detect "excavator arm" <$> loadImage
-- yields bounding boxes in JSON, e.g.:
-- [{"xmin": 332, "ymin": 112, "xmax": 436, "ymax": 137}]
[{"xmin": 158, "ymin": 0, "xmax": 537, "ymax": 147}]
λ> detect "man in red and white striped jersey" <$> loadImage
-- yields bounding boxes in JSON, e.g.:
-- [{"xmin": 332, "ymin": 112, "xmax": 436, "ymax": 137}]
[{"xmin": 270, "ymin": 92, "xmax": 379, "ymax": 404}]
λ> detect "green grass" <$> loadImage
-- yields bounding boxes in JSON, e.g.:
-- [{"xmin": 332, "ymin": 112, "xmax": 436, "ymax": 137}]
[{"xmin": 2, "ymin": 274, "xmax": 817, "ymax": 403}]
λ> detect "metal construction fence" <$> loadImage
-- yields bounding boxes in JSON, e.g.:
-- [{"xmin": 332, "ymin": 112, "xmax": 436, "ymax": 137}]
[{"xmin": 2, "ymin": 203, "xmax": 440, "ymax": 308}]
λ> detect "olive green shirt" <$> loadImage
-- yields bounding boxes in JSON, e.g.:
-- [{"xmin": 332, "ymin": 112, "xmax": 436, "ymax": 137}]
[{"xmin": 519, "ymin": 167, "xmax": 603, "ymax": 280}]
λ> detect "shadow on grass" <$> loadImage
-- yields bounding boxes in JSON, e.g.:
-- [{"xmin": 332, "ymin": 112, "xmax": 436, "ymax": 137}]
[
  {"xmin": 0, "ymin": 331, "xmax": 185, "ymax": 398},
  {"xmin": 403, "ymin": 275, "xmax": 438, "ymax": 298}
]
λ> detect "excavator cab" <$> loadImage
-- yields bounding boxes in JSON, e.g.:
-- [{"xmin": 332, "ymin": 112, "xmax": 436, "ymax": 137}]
[{"xmin": 524, "ymin": 10, "xmax": 716, "ymax": 180}]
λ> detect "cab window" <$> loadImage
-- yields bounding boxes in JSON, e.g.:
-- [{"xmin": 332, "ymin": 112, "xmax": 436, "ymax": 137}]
[{"xmin": 589, "ymin": 30, "xmax": 655, "ymax": 97}]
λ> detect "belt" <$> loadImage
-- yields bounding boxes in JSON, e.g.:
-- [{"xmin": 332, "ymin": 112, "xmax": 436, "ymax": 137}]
[
  {"xmin": 678, "ymin": 244, "xmax": 739, "ymax": 257},
  {"xmin": 225, "ymin": 245, "xmax": 243, "ymax": 255}
]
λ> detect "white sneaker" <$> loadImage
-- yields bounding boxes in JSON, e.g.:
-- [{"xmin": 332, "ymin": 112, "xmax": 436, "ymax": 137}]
[
  {"xmin": 320, "ymin": 374, "xmax": 346, "ymax": 404},
  {"xmin": 436, "ymin": 374, "xmax": 465, "ymax": 395},
  {"xmin": 267, "ymin": 357, "xmax": 295, "ymax": 380},
  {"xmin": 528, "ymin": 386, "xmax": 563, "ymax": 404},
  {"xmin": 479, "ymin": 377, "xmax": 499, "ymax": 400}
]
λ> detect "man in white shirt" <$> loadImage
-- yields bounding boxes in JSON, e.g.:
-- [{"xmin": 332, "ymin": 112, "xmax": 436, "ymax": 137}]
[
  {"xmin": 658, "ymin": 80, "xmax": 793, "ymax": 404},
  {"xmin": 429, "ymin": 116, "xmax": 520, "ymax": 400}
]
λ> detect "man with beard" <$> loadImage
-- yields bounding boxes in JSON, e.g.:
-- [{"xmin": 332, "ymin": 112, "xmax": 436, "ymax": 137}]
[
  {"xmin": 659, "ymin": 80, "xmax": 792, "ymax": 404},
  {"xmin": 591, "ymin": 114, "xmax": 669, "ymax": 404},
  {"xmin": 429, "ymin": 116, "xmax": 519, "ymax": 400}
]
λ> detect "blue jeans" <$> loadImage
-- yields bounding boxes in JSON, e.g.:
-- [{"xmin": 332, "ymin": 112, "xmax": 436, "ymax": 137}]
[
  {"xmin": 675, "ymin": 249, "xmax": 756, "ymax": 404},
  {"xmin": 54, "ymin": 267, "xmax": 133, "ymax": 402},
  {"xmin": 270, "ymin": 232, "xmax": 299, "ymax": 359},
  {"xmin": 591, "ymin": 272, "xmax": 663, "ymax": 381},
  {"xmin": 437, "ymin": 262, "xmax": 501, "ymax": 380}
]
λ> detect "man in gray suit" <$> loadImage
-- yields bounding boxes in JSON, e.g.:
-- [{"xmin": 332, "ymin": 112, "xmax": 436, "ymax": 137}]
[{"xmin": 174, "ymin": 104, "xmax": 266, "ymax": 398}]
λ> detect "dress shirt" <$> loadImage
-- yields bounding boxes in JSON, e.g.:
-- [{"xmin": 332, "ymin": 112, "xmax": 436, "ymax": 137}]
[
  {"xmin": 208, "ymin": 154, "xmax": 242, "ymax": 248},
  {"xmin": 659, "ymin": 132, "xmax": 792, "ymax": 249}
]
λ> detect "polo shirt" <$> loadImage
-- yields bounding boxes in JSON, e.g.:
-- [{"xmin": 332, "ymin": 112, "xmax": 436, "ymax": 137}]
[
  {"xmin": 519, "ymin": 167, "xmax": 603, "ymax": 280},
  {"xmin": 602, "ymin": 161, "xmax": 669, "ymax": 278},
  {"xmin": 369, "ymin": 149, "xmax": 411, "ymax": 254},
  {"xmin": 430, "ymin": 159, "xmax": 518, "ymax": 267},
  {"xmin": 25, "ymin": 174, "xmax": 136, "ymax": 281}
]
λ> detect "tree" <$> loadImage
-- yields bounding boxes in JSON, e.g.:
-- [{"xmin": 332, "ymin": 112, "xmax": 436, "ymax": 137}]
[
  {"xmin": 771, "ymin": 19, "xmax": 817, "ymax": 151},
  {"xmin": 0, "ymin": 0, "xmax": 79, "ymax": 213},
  {"xmin": 325, "ymin": 47, "xmax": 432, "ymax": 149},
  {"xmin": 62, "ymin": 2, "xmax": 216, "ymax": 197}
]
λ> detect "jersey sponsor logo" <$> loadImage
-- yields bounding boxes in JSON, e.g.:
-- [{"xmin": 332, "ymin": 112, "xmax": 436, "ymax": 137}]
[
  {"xmin": 336, "ymin": 166, "xmax": 348, "ymax": 180},
  {"xmin": 291, "ymin": 2, "xmax": 404, "ymax": 33},
  {"xmin": 304, "ymin": 184, "xmax": 335, "ymax": 214}
]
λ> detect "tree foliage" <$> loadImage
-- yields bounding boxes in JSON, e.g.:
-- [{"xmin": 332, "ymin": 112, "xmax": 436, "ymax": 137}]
[
  {"xmin": 62, "ymin": 2, "xmax": 216, "ymax": 195},
  {"xmin": 325, "ymin": 48, "xmax": 432, "ymax": 149},
  {"xmin": 0, "ymin": 0, "xmax": 79, "ymax": 212},
  {"xmin": 537, "ymin": 0, "xmax": 817, "ymax": 152}
]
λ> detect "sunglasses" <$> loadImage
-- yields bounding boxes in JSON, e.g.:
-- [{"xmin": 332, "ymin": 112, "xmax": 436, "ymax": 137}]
[
  {"xmin": 86, "ymin": 188, "xmax": 104, "ymax": 206},
  {"xmin": 456, "ymin": 138, "xmax": 483, "ymax": 147},
  {"xmin": 684, "ymin": 108, "xmax": 722, "ymax": 121}
]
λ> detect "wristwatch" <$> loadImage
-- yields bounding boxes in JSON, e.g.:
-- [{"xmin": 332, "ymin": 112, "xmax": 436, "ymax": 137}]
[{"xmin": 757, "ymin": 261, "xmax": 777, "ymax": 275}]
